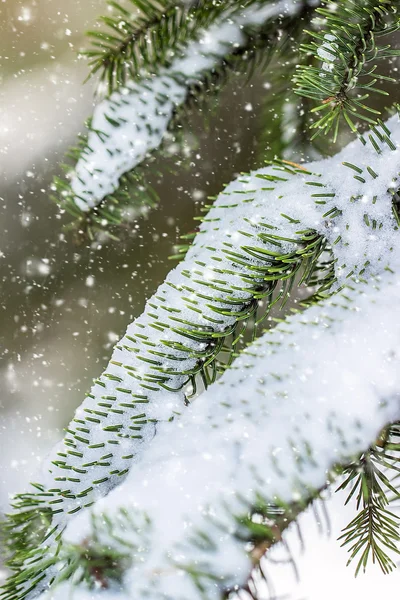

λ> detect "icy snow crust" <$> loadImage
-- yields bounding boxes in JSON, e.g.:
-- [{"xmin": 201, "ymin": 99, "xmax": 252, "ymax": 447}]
[
  {"xmin": 8, "ymin": 116, "xmax": 400, "ymax": 599},
  {"xmin": 70, "ymin": 0, "xmax": 300, "ymax": 211},
  {"xmin": 48, "ymin": 265, "xmax": 400, "ymax": 600}
]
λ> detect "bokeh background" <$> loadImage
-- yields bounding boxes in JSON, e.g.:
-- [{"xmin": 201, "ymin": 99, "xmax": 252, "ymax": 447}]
[
  {"xmin": 1, "ymin": 1, "xmax": 400, "ymax": 598},
  {"xmin": 0, "ymin": 0, "xmax": 270, "ymax": 503}
]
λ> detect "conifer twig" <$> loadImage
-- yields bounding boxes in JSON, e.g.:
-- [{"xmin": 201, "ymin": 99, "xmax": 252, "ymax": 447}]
[
  {"xmin": 294, "ymin": 0, "xmax": 400, "ymax": 140},
  {"xmin": 54, "ymin": 0, "xmax": 312, "ymax": 237}
]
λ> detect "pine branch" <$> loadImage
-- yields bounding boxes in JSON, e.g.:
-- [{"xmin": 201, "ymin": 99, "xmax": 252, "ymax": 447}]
[
  {"xmin": 2, "ymin": 114, "xmax": 400, "ymax": 600},
  {"xmin": 54, "ymin": 1, "xmax": 310, "ymax": 238},
  {"xmin": 293, "ymin": 0, "xmax": 400, "ymax": 141},
  {"xmin": 86, "ymin": 0, "xmax": 187, "ymax": 92},
  {"xmin": 225, "ymin": 495, "xmax": 322, "ymax": 600},
  {"xmin": 85, "ymin": 0, "xmax": 274, "ymax": 93},
  {"xmin": 239, "ymin": 422, "xmax": 400, "ymax": 598},
  {"xmin": 337, "ymin": 423, "xmax": 400, "ymax": 575},
  {"xmin": 11, "ymin": 265, "xmax": 400, "ymax": 600}
]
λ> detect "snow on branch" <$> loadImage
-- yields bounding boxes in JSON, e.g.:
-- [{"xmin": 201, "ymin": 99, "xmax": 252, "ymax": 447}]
[
  {"xmin": 55, "ymin": 0, "xmax": 303, "ymax": 229},
  {"xmin": 3, "ymin": 115, "xmax": 400, "ymax": 600},
  {"xmin": 43, "ymin": 264, "xmax": 400, "ymax": 599},
  {"xmin": 84, "ymin": 0, "xmax": 281, "ymax": 93}
]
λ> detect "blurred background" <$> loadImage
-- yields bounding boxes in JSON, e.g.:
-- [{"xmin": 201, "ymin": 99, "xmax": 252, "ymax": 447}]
[
  {"xmin": 1, "ymin": 1, "xmax": 400, "ymax": 598},
  {"xmin": 0, "ymin": 0, "xmax": 270, "ymax": 504}
]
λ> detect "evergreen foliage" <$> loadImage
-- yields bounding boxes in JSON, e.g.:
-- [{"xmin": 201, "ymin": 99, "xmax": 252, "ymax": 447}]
[
  {"xmin": 294, "ymin": 0, "xmax": 400, "ymax": 140},
  {"xmin": 338, "ymin": 423, "xmax": 400, "ymax": 575},
  {"xmin": 85, "ymin": 0, "xmax": 278, "ymax": 92},
  {"xmin": 2, "ymin": 1, "xmax": 400, "ymax": 599}
]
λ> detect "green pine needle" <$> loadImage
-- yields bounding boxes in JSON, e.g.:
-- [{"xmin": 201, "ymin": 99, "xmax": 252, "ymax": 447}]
[
  {"xmin": 293, "ymin": 0, "xmax": 400, "ymax": 141},
  {"xmin": 84, "ymin": 0, "xmax": 271, "ymax": 93},
  {"xmin": 337, "ymin": 423, "xmax": 400, "ymax": 576}
]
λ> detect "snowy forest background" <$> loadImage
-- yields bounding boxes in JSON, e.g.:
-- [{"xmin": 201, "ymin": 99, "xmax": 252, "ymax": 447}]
[{"xmin": 1, "ymin": 0, "xmax": 400, "ymax": 598}]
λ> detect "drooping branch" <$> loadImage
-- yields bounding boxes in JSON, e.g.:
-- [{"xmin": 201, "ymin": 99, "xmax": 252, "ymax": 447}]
[
  {"xmin": 35, "ymin": 263, "xmax": 400, "ymax": 599},
  {"xmin": 3, "ymin": 114, "xmax": 399, "ymax": 600}
]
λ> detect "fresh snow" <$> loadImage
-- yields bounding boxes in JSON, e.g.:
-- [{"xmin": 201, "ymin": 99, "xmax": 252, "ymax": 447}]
[
  {"xmin": 38, "ymin": 489, "xmax": 400, "ymax": 599},
  {"xmin": 9, "ymin": 114, "xmax": 400, "ymax": 599},
  {"xmin": 317, "ymin": 34, "xmax": 338, "ymax": 72},
  {"xmin": 44, "ymin": 263, "xmax": 400, "ymax": 599}
]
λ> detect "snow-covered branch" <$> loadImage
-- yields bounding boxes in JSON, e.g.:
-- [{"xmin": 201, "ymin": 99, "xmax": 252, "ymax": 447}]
[
  {"xmin": 42, "ymin": 264, "xmax": 400, "ymax": 599},
  {"xmin": 3, "ymin": 114, "xmax": 399, "ymax": 600},
  {"xmin": 59, "ymin": 0, "xmax": 303, "ymax": 218},
  {"xmin": 49, "ymin": 115, "xmax": 400, "ymax": 519}
]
